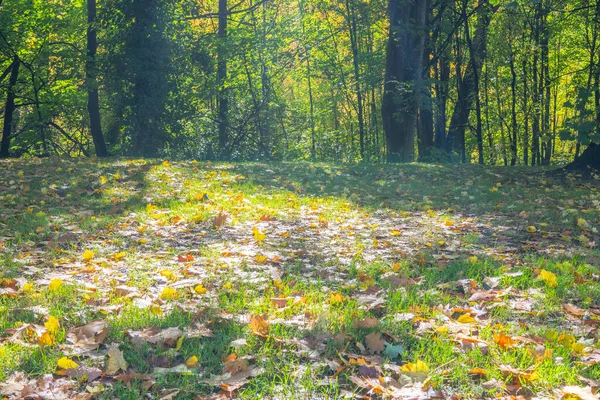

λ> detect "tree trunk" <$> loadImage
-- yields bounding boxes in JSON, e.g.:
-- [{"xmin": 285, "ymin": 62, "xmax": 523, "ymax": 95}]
[
  {"xmin": 345, "ymin": 0, "xmax": 366, "ymax": 160},
  {"xmin": 418, "ymin": 1, "xmax": 434, "ymax": 161},
  {"xmin": 509, "ymin": 32, "xmax": 518, "ymax": 166},
  {"xmin": 446, "ymin": 1, "xmax": 497, "ymax": 162},
  {"xmin": 217, "ymin": 0, "xmax": 229, "ymax": 158},
  {"xmin": 0, "ymin": 55, "xmax": 19, "ymax": 158},
  {"xmin": 564, "ymin": 143, "xmax": 600, "ymax": 170},
  {"xmin": 300, "ymin": 0, "xmax": 317, "ymax": 160},
  {"xmin": 462, "ymin": 0, "xmax": 484, "ymax": 164},
  {"xmin": 383, "ymin": 0, "xmax": 427, "ymax": 162},
  {"xmin": 541, "ymin": 2, "xmax": 551, "ymax": 165},
  {"xmin": 87, "ymin": 0, "xmax": 108, "ymax": 157},
  {"xmin": 434, "ymin": 47, "xmax": 450, "ymax": 151}
]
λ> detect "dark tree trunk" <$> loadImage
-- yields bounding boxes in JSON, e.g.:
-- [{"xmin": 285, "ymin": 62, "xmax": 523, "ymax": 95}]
[
  {"xmin": 0, "ymin": 55, "xmax": 19, "ymax": 158},
  {"xmin": 564, "ymin": 143, "xmax": 600, "ymax": 171},
  {"xmin": 419, "ymin": 0, "xmax": 434, "ymax": 161},
  {"xmin": 217, "ymin": 0, "xmax": 229, "ymax": 158},
  {"xmin": 509, "ymin": 35, "xmax": 518, "ymax": 165},
  {"xmin": 383, "ymin": 0, "xmax": 427, "ymax": 162},
  {"xmin": 345, "ymin": 0, "xmax": 366, "ymax": 160},
  {"xmin": 446, "ymin": 1, "xmax": 496, "ymax": 162},
  {"xmin": 462, "ymin": 0, "xmax": 484, "ymax": 164},
  {"xmin": 434, "ymin": 47, "xmax": 450, "ymax": 151},
  {"xmin": 87, "ymin": 0, "xmax": 108, "ymax": 157},
  {"xmin": 541, "ymin": 4, "xmax": 551, "ymax": 165}
]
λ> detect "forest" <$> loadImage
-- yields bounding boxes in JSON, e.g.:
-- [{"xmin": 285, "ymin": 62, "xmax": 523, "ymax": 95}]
[
  {"xmin": 0, "ymin": 0, "xmax": 599, "ymax": 166},
  {"xmin": 1, "ymin": 1, "xmax": 600, "ymax": 400}
]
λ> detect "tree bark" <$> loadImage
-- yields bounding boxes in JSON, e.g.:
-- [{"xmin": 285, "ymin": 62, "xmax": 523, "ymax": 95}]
[
  {"xmin": 564, "ymin": 143, "xmax": 600, "ymax": 170},
  {"xmin": 383, "ymin": 0, "xmax": 427, "ymax": 162},
  {"xmin": 0, "ymin": 55, "xmax": 19, "ymax": 158},
  {"xmin": 418, "ymin": 0, "xmax": 434, "ymax": 161},
  {"xmin": 345, "ymin": 0, "xmax": 366, "ymax": 160},
  {"xmin": 446, "ymin": 1, "xmax": 496, "ymax": 162},
  {"xmin": 87, "ymin": 0, "xmax": 108, "ymax": 157},
  {"xmin": 508, "ymin": 27, "xmax": 518, "ymax": 165},
  {"xmin": 217, "ymin": 0, "xmax": 229, "ymax": 158}
]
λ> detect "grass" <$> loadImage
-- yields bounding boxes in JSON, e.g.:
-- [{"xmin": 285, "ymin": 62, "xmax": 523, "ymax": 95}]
[{"xmin": 0, "ymin": 158, "xmax": 599, "ymax": 399}]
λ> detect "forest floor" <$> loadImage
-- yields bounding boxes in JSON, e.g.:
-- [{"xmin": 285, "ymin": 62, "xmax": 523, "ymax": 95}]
[{"xmin": 0, "ymin": 159, "xmax": 599, "ymax": 400}]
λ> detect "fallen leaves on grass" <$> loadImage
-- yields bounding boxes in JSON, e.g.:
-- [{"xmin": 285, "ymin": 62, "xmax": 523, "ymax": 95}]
[{"xmin": 105, "ymin": 345, "xmax": 128, "ymax": 375}]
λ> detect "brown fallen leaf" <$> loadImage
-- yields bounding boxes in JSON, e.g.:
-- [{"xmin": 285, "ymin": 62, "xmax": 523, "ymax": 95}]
[
  {"xmin": 115, "ymin": 370, "xmax": 153, "ymax": 384},
  {"xmin": 499, "ymin": 364, "xmax": 538, "ymax": 382},
  {"xmin": 223, "ymin": 356, "xmax": 248, "ymax": 375},
  {"xmin": 220, "ymin": 365, "xmax": 263, "ymax": 392},
  {"xmin": 213, "ymin": 213, "xmax": 228, "ymax": 229},
  {"xmin": 364, "ymin": 332, "xmax": 385, "ymax": 354},
  {"xmin": 62, "ymin": 366, "xmax": 103, "ymax": 383},
  {"xmin": 127, "ymin": 326, "xmax": 183, "ymax": 348},
  {"xmin": 564, "ymin": 304, "xmax": 586, "ymax": 318},
  {"xmin": 468, "ymin": 290, "xmax": 500, "ymax": 303},
  {"xmin": 67, "ymin": 320, "xmax": 108, "ymax": 352},
  {"xmin": 456, "ymin": 334, "xmax": 489, "ymax": 354},
  {"xmin": 248, "ymin": 315, "xmax": 270, "ymax": 336},
  {"xmin": 106, "ymin": 345, "xmax": 128, "ymax": 375},
  {"xmin": 353, "ymin": 317, "xmax": 378, "ymax": 329},
  {"xmin": 270, "ymin": 297, "xmax": 288, "ymax": 308}
]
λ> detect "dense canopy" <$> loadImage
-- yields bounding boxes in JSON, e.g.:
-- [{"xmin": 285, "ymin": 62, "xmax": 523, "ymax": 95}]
[{"xmin": 0, "ymin": 0, "xmax": 599, "ymax": 166}]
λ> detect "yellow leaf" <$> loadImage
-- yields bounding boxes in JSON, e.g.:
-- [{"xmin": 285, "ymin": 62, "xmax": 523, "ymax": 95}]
[
  {"xmin": 162, "ymin": 160, "xmax": 171, "ymax": 167},
  {"xmin": 252, "ymin": 227, "xmax": 266, "ymax": 243},
  {"xmin": 436, "ymin": 326, "xmax": 449, "ymax": 335},
  {"xmin": 570, "ymin": 342, "xmax": 585, "ymax": 354},
  {"xmin": 185, "ymin": 356, "xmax": 198, "ymax": 367},
  {"xmin": 329, "ymin": 292, "xmax": 344, "ymax": 305},
  {"xmin": 577, "ymin": 218, "xmax": 586, "ymax": 227},
  {"xmin": 37, "ymin": 331, "xmax": 55, "ymax": 346},
  {"xmin": 539, "ymin": 269, "xmax": 558, "ymax": 288},
  {"xmin": 194, "ymin": 284, "xmax": 207, "ymax": 295},
  {"xmin": 255, "ymin": 254, "xmax": 268, "ymax": 263},
  {"xmin": 468, "ymin": 256, "xmax": 478, "ymax": 264},
  {"xmin": 175, "ymin": 334, "xmax": 184, "ymax": 351},
  {"xmin": 558, "ymin": 333, "xmax": 576, "ymax": 346},
  {"xmin": 49, "ymin": 279, "xmax": 63, "ymax": 291},
  {"xmin": 44, "ymin": 316, "xmax": 60, "ymax": 334},
  {"xmin": 457, "ymin": 314, "xmax": 476, "ymax": 324},
  {"xmin": 150, "ymin": 305, "xmax": 163, "ymax": 315},
  {"xmin": 82, "ymin": 250, "xmax": 95, "ymax": 261},
  {"xmin": 22, "ymin": 283, "xmax": 34, "ymax": 292},
  {"xmin": 160, "ymin": 287, "xmax": 179, "ymax": 300},
  {"xmin": 113, "ymin": 252, "xmax": 126, "ymax": 261},
  {"xmin": 160, "ymin": 270, "xmax": 176, "ymax": 281},
  {"xmin": 400, "ymin": 360, "xmax": 429, "ymax": 373},
  {"xmin": 526, "ymin": 226, "xmax": 537, "ymax": 233},
  {"xmin": 99, "ymin": 176, "xmax": 108, "ymax": 185},
  {"xmin": 57, "ymin": 357, "xmax": 78, "ymax": 370}
]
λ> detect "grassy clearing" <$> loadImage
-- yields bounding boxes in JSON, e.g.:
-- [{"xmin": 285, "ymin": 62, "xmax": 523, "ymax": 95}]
[{"xmin": 0, "ymin": 158, "xmax": 599, "ymax": 399}]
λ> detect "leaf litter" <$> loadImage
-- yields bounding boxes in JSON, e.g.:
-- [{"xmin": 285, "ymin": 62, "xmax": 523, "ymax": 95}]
[{"xmin": 0, "ymin": 160, "xmax": 599, "ymax": 398}]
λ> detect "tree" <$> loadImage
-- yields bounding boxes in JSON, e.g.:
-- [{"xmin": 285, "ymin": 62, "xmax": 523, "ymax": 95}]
[
  {"xmin": 0, "ymin": 55, "xmax": 19, "ymax": 158},
  {"xmin": 217, "ymin": 0, "xmax": 229, "ymax": 158},
  {"xmin": 86, "ymin": 0, "xmax": 108, "ymax": 157},
  {"xmin": 382, "ymin": 0, "xmax": 427, "ymax": 162},
  {"xmin": 446, "ymin": 0, "xmax": 497, "ymax": 162}
]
